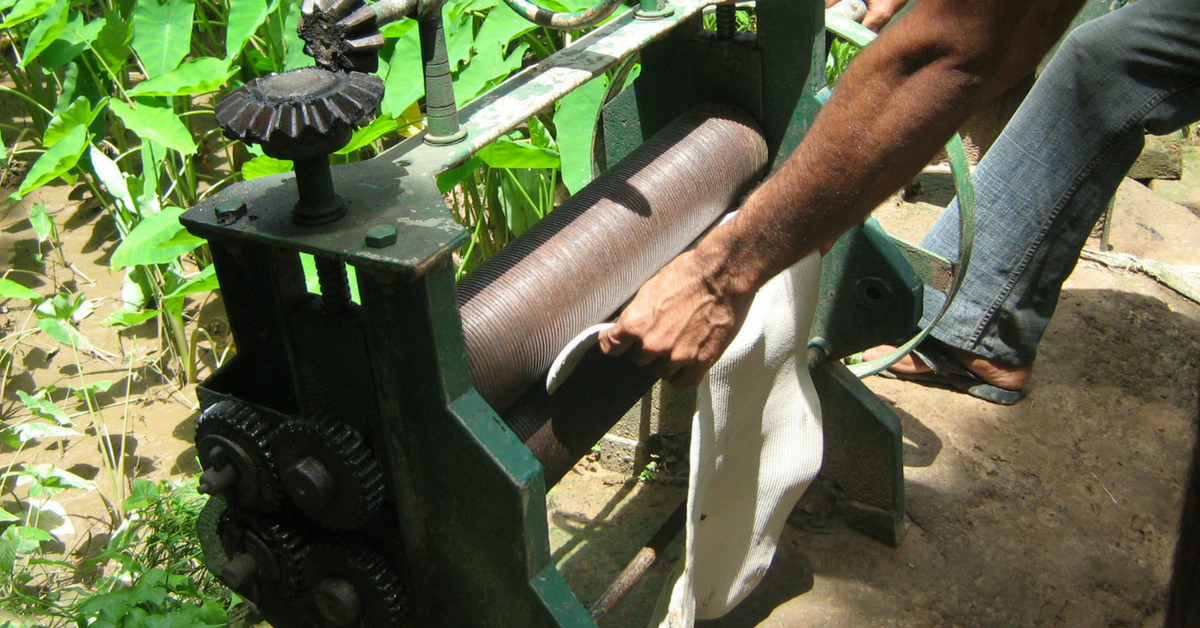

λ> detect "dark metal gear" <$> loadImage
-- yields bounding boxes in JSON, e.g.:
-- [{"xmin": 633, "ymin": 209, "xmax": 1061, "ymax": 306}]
[
  {"xmin": 195, "ymin": 400, "xmax": 281, "ymax": 512},
  {"xmin": 269, "ymin": 416, "xmax": 386, "ymax": 530},
  {"xmin": 303, "ymin": 542, "xmax": 407, "ymax": 627},
  {"xmin": 218, "ymin": 514, "xmax": 309, "ymax": 600},
  {"xmin": 214, "ymin": 67, "xmax": 384, "ymax": 161}
]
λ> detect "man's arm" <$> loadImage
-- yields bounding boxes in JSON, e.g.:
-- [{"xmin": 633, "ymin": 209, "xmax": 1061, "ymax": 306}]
[{"xmin": 598, "ymin": 0, "xmax": 1085, "ymax": 388}]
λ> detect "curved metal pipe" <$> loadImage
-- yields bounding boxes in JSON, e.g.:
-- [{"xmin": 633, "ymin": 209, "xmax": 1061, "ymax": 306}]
[
  {"xmin": 502, "ymin": 0, "xmax": 623, "ymax": 30},
  {"xmin": 457, "ymin": 102, "xmax": 767, "ymax": 414}
]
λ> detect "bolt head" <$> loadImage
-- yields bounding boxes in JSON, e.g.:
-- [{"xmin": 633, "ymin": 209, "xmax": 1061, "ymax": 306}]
[
  {"xmin": 365, "ymin": 224, "xmax": 398, "ymax": 248},
  {"xmin": 214, "ymin": 201, "xmax": 248, "ymax": 225}
]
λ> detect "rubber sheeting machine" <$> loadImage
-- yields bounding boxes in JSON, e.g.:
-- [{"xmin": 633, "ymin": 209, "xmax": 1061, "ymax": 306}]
[{"xmin": 182, "ymin": 0, "xmax": 929, "ymax": 625}]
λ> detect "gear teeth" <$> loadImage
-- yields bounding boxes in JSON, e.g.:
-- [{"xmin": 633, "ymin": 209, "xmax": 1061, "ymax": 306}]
[
  {"xmin": 195, "ymin": 401, "xmax": 281, "ymax": 512},
  {"xmin": 305, "ymin": 542, "xmax": 406, "ymax": 627},
  {"xmin": 269, "ymin": 414, "xmax": 386, "ymax": 530}
]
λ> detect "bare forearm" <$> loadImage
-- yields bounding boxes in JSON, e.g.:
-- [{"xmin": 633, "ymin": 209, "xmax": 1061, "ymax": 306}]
[{"xmin": 695, "ymin": 0, "xmax": 1084, "ymax": 300}]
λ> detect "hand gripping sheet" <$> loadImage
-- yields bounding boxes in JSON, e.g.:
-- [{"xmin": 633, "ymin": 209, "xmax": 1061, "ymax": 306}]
[{"xmin": 649, "ymin": 252, "xmax": 824, "ymax": 626}]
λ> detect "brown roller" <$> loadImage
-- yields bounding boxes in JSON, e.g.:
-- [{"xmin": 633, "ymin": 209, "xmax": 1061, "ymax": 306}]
[{"xmin": 457, "ymin": 103, "xmax": 768, "ymax": 413}]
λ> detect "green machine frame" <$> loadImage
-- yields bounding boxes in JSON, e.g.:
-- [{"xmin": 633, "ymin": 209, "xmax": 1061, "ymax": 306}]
[{"xmin": 183, "ymin": 0, "xmax": 923, "ymax": 625}]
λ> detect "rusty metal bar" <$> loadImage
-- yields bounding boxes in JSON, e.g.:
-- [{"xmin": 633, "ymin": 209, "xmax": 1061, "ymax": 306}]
[{"xmin": 590, "ymin": 501, "xmax": 687, "ymax": 622}]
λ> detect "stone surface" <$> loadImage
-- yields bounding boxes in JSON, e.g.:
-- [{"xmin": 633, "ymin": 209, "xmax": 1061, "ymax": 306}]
[
  {"xmin": 1150, "ymin": 146, "xmax": 1200, "ymax": 215},
  {"xmin": 1129, "ymin": 136, "xmax": 1184, "ymax": 181}
]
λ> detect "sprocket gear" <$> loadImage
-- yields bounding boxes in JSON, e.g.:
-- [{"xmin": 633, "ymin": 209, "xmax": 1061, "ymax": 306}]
[
  {"xmin": 269, "ymin": 415, "xmax": 386, "ymax": 530},
  {"xmin": 303, "ymin": 542, "xmax": 407, "ymax": 627},
  {"xmin": 218, "ymin": 513, "xmax": 309, "ymax": 600},
  {"xmin": 195, "ymin": 400, "xmax": 282, "ymax": 512}
]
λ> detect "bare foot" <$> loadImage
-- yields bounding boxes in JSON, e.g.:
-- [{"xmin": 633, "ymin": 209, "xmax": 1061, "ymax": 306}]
[{"xmin": 862, "ymin": 342, "xmax": 1032, "ymax": 390}]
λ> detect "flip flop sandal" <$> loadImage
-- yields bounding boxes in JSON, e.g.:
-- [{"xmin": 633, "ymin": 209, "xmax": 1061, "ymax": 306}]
[{"xmin": 877, "ymin": 341, "xmax": 1027, "ymax": 406}]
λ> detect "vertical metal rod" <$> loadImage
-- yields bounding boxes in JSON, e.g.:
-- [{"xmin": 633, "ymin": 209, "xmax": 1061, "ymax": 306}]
[
  {"xmin": 292, "ymin": 157, "xmax": 347, "ymax": 225},
  {"xmin": 315, "ymin": 256, "xmax": 353, "ymax": 316},
  {"xmin": 715, "ymin": 3, "xmax": 736, "ymax": 39},
  {"xmin": 589, "ymin": 501, "xmax": 687, "ymax": 623},
  {"xmin": 419, "ymin": 12, "xmax": 467, "ymax": 145}
]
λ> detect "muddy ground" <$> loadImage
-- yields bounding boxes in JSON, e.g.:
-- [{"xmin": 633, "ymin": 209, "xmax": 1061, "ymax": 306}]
[{"xmin": 2, "ymin": 159, "xmax": 1198, "ymax": 628}]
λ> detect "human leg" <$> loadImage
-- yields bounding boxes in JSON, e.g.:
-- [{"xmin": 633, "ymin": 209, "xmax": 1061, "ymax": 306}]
[{"xmin": 918, "ymin": 0, "xmax": 1200, "ymax": 368}]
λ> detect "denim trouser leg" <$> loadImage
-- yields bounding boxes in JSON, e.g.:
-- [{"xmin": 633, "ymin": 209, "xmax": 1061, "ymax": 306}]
[{"xmin": 918, "ymin": 0, "xmax": 1200, "ymax": 366}]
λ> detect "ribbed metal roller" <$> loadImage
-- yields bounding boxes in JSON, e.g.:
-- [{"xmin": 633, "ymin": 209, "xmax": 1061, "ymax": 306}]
[{"xmin": 457, "ymin": 103, "xmax": 768, "ymax": 413}]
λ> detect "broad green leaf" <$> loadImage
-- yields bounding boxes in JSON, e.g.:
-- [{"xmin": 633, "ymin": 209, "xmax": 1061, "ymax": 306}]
[
  {"xmin": 9, "ymin": 422, "xmax": 81, "ymax": 443},
  {"xmin": 122, "ymin": 478, "xmax": 159, "ymax": 510},
  {"xmin": 102, "ymin": 307, "xmax": 160, "ymax": 328},
  {"xmin": 280, "ymin": 0, "xmax": 308, "ymax": 71},
  {"xmin": 0, "ymin": 278, "xmax": 40, "ymax": 301},
  {"xmin": 529, "ymin": 116, "xmax": 556, "ymax": 151},
  {"xmin": 241, "ymin": 154, "xmax": 292, "ymax": 180},
  {"xmin": 95, "ymin": 9, "xmax": 132, "ymax": 73},
  {"xmin": 474, "ymin": 3, "xmax": 537, "ymax": 56},
  {"xmin": 28, "ymin": 203, "xmax": 54, "ymax": 242},
  {"xmin": 379, "ymin": 18, "xmax": 415, "ymax": 38},
  {"xmin": 381, "ymin": 23, "xmax": 423, "ymax": 117},
  {"xmin": 16, "ymin": 125, "xmax": 88, "ymax": 198},
  {"xmin": 15, "ymin": 390, "xmax": 70, "ymax": 425},
  {"xmin": 44, "ymin": 97, "xmax": 106, "ymax": 147},
  {"xmin": 335, "ymin": 115, "xmax": 397, "ymax": 155},
  {"xmin": 127, "ymin": 57, "xmax": 236, "ymax": 97},
  {"xmin": 36, "ymin": 318, "xmax": 97, "ymax": 353},
  {"xmin": 162, "ymin": 264, "xmax": 216, "ymax": 299},
  {"xmin": 131, "ymin": 0, "xmax": 194, "ymax": 78},
  {"xmin": 19, "ymin": 0, "xmax": 69, "ymax": 68},
  {"xmin": 109, "ymin": 99, "xmax": 196, "ymax": 156},
  {"xmin": 110, "ymin": 206, "xmax": 199, "ymax": 268},
  {"xmin": 16, "ymin": 525, "xmax": 54, "ymax": 543},
  {"xmin": 478, "ymin": 138, "xmax": 559, "ymax": 169},
  {"xmin": 444, "ymin": 12, "xmax": 476, "ymax": 70},
  {"xmin": 225, "ymin": 0, "xmax": 269, "ymax": 60},
  {"xmin": 0, "ymin": 0, "xmax": 55, "ymax": 28},
  {"xmin": 454, "ymin": 41, "xmax": 528, "ymax": 106},
  {"xmin": 436, "ymin": 156, "xmax": 483, "ymax": 194},
  {"xmin": 88, "ymin": 146, "xmax": 134, "ymax": 214},
  {"xmin": 554, "ymin": 76, "xmax": 605, "ymax": 194},
  {"xmin": 40, "ymin": 10, "xmax": 103, "ymax": 69},
  {"xmin": 12, "ymin": 464, "xmax": 96, "ymax": 492},
  {"xmin": 0, "ymin": 509, "xmax": 17, "ymax": 522}
]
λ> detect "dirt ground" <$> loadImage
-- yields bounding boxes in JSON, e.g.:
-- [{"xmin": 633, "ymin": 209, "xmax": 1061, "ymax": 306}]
[
  {"xmin": 2, "ymin": 161, "xmax": 1198, "ymax": 628},
  {"xmin": 545, "ymin": 172, "xmax": 1200, "ymax": 628}
]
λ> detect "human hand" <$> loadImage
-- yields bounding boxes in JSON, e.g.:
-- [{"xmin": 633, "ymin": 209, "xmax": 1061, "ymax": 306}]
[
  {"xmin": 825, "ymin": 0, "xmax": 910, "ymax": 31},
  {"xmin": 597, "ymin": 250, "xmax": 753, "ymax": 390}
]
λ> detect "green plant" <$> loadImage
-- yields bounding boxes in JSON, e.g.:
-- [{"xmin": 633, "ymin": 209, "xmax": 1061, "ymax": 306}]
[{"xmin": 826, "ymin": 36, "xmax": 861, "ymax": 86}]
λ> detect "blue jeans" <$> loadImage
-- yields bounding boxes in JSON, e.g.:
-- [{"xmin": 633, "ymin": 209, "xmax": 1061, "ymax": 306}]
[{"xmin": 919, "ymin": 0, "xmax": 1200, "ymax": 366}]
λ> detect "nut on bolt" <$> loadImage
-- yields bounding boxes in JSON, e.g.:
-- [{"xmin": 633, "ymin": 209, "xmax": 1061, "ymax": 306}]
[
  {"xmin": 365, "ymin": 224, "xmax": 397, "ymax": 248},
  {"xmin": 214, "ymin": 201, "xmax": 248, "ymax": 225}
]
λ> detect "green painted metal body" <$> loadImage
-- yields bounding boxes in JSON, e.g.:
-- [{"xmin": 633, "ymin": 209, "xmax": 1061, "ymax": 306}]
[{"xmin": 183, "ymin": 0, "xmax": 928, "ymax": 623}]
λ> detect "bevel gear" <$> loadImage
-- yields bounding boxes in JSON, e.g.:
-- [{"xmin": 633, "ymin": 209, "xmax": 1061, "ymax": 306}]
[
  {"xmin": 304, "ymin": 542, "xmax": 407, "ymax": 627},
  {"xmin": 195, "ymin": 400, "xmax": 281, "ymax": 512},
  {"xmin": 269, "ymin": 415, "xmax": 386, "ymax": 530}
]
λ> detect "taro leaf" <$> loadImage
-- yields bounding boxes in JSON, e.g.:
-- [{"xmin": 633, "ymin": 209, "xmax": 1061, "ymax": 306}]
[
  {"xmin": 108, "ymin": 99, "xmax": 196, "ymax": 156},
  {"xmin": 37, "ymin": 318, "xmax": 98, "ymax": 353},
  {"xmin": 225, "ymin": 0, "xmax": 269, "ymax": 60},
  {"xmin": 9, "ymin": 422, "xmax": 81, "ymax": 443},
  {"xmin": 241, "ymin": 154, "xmax": 292, "ymax": 180},
  {"xmin": 554, "ymin": 76, "xmax": 605, "ymax": 194},
  {"xmin": 473, "ymin": 3, "xmax": 537, "ymax": 56},
  {"xmin": 0, "ymin": 278, "xmax": 41, "ymax": 301},
  {"xmin": 444, "ymin": 12, "xmax": 476, "ymax": 71},
  {"xmin": 528, "ymin": 116, "xmax": 556, "ymax": 151},
  {"xmin": 95, "ymin": 9, "xmax": 132, "ymax": 73},
  {"xmin": 280, "ymin": 0, "xmax": 308, "ymax": 71},
  {"xmin": 335, "ymin": 115, "xmax": 398, "ymax": 155},
  {"xmin": 436, "ymin": 156, "xmax": 483, "ymax": 194},
  {"xmin": 131, "ymin": 0, "xmax": 195, "ymax": 78},
  {"xmin": 127, "ymin": 57, "xmax": 236, "ymax": 97},
  {"xmin": 15, "ymin": 390, "xmax": 70, "ymax": 425},
  {"xmin": 0, "ymin": 0, "xmax": 56, "ymax": 29},
  {"xmin": 88, "ymin": 146, "xmax": 134, "ymax": 214},
  {"xmin": 477, "ymin": 138, "xmax": 559, "ymax": 169},
  {"xmin": 0, "ymin": 508, "xmax": 17, "ymax": 522},
  {"xmin": 101, "ymin": 307, "xmax": 160, "ymax": 328},
  {"xmin": 17, "ymin": 525, "xmax": 53, "ymax": 542},
  {"xmin": 44, "ymin": 97, "xmax": 106, "ymax": 147},
  {"xmin": 379, "ymin": 17, "xmax": 415, "ymax": 38},
  {"xmin": 40, "ymin": 10, "xmax": 103, "ymax": 69},
  {"xmin": 19, "ymin": 0, "xmax": 69, "ymax": 68},
  {"xmin": 453, "ymin": 41, "xmax": 528, "ymax": 106},
  {"xmin": 28, "ymin": 202, "xmax": 54, "ymax": 242},
  {"xmin": 162, "ymin": 264, "xmax": 216, "ymax": 299},
  {"xmin": 70, "ymin": 380, "xmax": 112, "ymax": 406},
  {"xmin": 381, "ymin": 24, "xmax": 423, "ymax": 117},
  {"xmin": 110, "ymin": 206, "xmax": 200, "ymax": 269},
  {"xmin": 15, "ymin": 125, "xmax": 88, "ymax": 199},
  {"xmin": 13, "ymin": 464, "xmax": 96, "ymax": 493}
]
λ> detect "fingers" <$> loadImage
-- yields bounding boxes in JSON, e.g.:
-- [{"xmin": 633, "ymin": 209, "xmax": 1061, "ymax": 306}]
[
  {"xmin": 597, "ymin": 324, "xmax": 633, "ymax": 356},
  {"xmin": 862, "ymin": 9, "xmax": 893, "ymax": 31}
]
